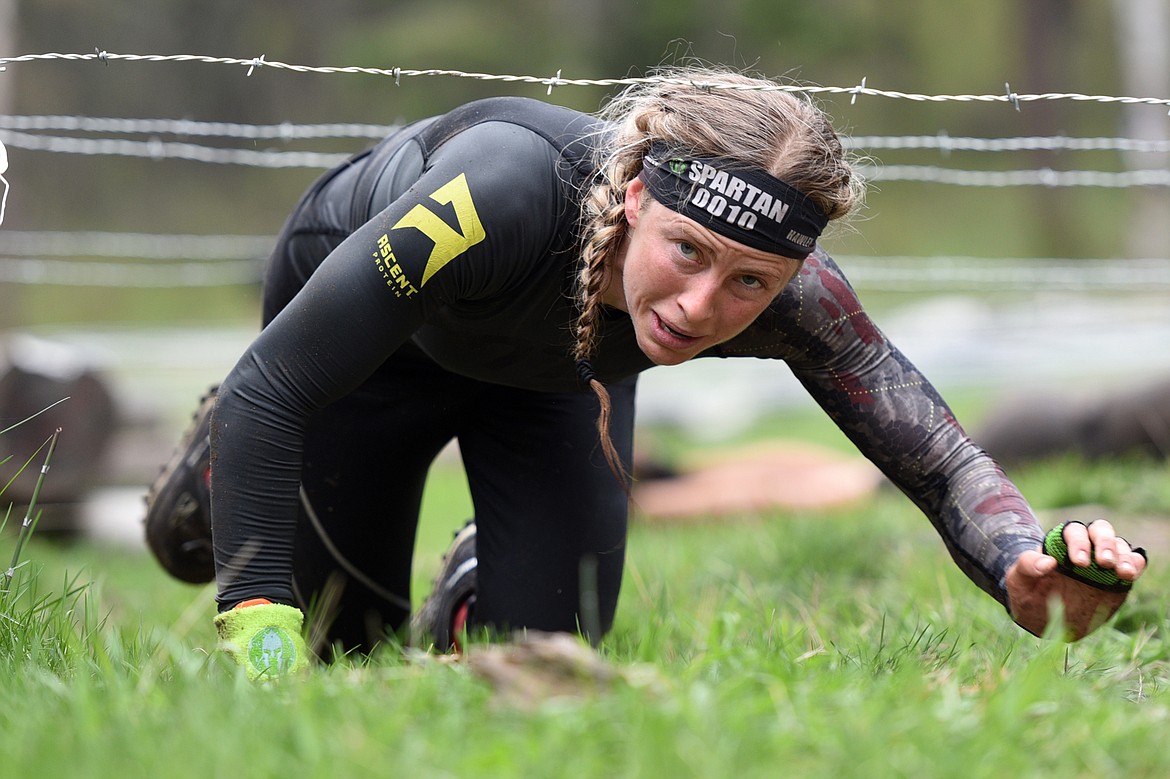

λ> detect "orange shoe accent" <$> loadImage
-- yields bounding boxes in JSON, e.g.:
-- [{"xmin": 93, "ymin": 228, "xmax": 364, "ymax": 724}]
[
  {"xmin": 235, "ymin": 598, "xmax": 274, "ymax": 609},
  {"xmin": 451, "ymin": 599, "xmax": 471, "ymax": 653}
]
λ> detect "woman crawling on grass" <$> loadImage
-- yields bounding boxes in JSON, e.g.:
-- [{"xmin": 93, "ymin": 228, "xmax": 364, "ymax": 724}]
[{"xmin": 144, "ymin": 67, "xmax": 1146, "ymax": 678}]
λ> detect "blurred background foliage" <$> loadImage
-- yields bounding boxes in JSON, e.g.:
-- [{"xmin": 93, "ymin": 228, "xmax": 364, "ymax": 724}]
[
  {"xmin": 0, "ymin": 0, "xmax": 1167, "ymax": 530},
  {"xmin": 0, "ymin": 0, "xmax": 1166, "ymax": 327}
]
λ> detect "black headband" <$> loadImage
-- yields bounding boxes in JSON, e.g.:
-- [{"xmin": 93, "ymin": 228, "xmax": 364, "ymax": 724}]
[{"xmin": 638, "ymin": 143, "xmax": 829, "ymax": 260}]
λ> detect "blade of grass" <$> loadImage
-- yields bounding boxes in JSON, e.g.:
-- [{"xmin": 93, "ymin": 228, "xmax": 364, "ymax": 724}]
[
  {"xmin": 3, "ymin": 428, "xmax": 61, "ymax": 596},
  {"xmin": 0, "ymin": 397, "xmax": 70, "ymax": 438}
]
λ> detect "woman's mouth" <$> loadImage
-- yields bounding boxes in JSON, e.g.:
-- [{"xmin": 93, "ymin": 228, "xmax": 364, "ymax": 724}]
[{"xmin": 653, "ymin": 312, "xmax": 698, "ymax": 346}]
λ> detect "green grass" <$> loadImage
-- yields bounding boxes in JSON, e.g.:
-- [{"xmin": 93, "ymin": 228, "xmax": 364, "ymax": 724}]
[{"xmin": 1, "ymin": 452, "xmax": 1168, "ymax": 778}]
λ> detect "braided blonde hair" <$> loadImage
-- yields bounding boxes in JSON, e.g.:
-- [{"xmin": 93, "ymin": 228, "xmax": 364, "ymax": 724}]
[{"xmin": 574, "ymin": 67, "xmax": 864, "ymax": 482}]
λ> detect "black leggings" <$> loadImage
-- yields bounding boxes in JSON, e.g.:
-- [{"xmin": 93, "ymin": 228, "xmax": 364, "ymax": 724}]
[{"xmin": 260, "ymin": 163, "xmax": 635, "ymax": 652}]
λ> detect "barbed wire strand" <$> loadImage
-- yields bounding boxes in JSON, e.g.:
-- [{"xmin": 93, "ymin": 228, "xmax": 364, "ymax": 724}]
[
  {"xmin": 0, "ymin": 230, "xmax": 273, "ymax": 259},
  {"xmin": 0, "ymin": 115, "xmax": 399, "ymax": 139},
  {"xmin": 2, "ymin": 51, "xmax": 1170, "ymax": 110},
  {"xmin": 0, "ymin": 128, "xmax": 353, "ymax": 168},
  {"xmin": 849, "ymin": 135, "xmax": 1170, "ymax": 153},
  {"xmin": 857, "ymin": 164, "xmax": 1170, "ymax": 187},
  {"xmin": 3, "ymin": 128, "xmax": 1168, "ymax": 185},
  {"xmin": 3, "ymin": 254, "xmax": 1169, "ymax": 290},
  {"xmin": 3, "ymin": 115, "xmax": 1170, "ymax": 154},
  {"xmin": 3, "ymin": 231, "xmax": 1170, "ymax": 290},
  {"xmin": 0, "ymin": 257, "xmax": 261, "ymax": 287},
  {"xmin": 838, "ymin": 255, "xmax": 1170, "ymax": 291}
]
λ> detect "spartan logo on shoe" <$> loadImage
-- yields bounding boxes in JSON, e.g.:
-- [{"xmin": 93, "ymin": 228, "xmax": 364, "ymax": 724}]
[
  {"xmin": 640, "ymin": 143, "xmax": 828, "ymax": 260},
  {"xmin": 248, "ymin": 626, "xmax": 298, "ymax": 676},
  {"xmin": 372, "ymin": 172, "xmax": 486, "ymax": 298}
]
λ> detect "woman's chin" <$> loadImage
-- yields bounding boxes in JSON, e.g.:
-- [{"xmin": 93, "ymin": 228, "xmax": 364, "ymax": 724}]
[{"xmin": 637, "ymin": 335, "xmax": 697, "ymax": 366}]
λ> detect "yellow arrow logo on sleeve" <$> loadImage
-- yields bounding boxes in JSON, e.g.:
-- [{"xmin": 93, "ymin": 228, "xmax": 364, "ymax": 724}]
[{"xmin": 391, "ymin": 173, "xmax": 486, "ymax": 287}]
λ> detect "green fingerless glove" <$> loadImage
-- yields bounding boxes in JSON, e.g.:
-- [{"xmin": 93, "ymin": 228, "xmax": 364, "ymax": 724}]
[
  {"xmin": 213, "ymin": 600, "xmax": 310, "ymax": 680},
  {"xmin": 1043, "ymin": 522, "xmax": 1142, "ymax": 593}
]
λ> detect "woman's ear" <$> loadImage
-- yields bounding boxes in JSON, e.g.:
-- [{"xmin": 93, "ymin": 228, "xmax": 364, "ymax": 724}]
[{"xmin": 624, "ymin": 176, "xmax": 645, "ymax": 228}]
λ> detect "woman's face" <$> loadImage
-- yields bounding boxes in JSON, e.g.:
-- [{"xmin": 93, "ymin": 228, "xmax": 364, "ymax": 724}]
[{"xmin": 604, "ymin": 177, "xmax": 802, "ymax": 366}]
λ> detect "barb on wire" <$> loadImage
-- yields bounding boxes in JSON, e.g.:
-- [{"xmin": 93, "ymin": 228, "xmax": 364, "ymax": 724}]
[
  {"xmin": 1005, "ymin": 82, "xmax": 1021, "ymax": 112},
  {"xmin": 850, "ymin": 76, "xmax": 867, "ymax": 105}
]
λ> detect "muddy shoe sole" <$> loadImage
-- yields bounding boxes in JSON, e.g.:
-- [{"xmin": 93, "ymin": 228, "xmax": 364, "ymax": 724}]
[
  {"xmin": 411, "ymin": 520, "xmax": 477, "ymax": 651},
  {"xmin": 143, "ymin": 388, "xmax": 217, "ymax": 584}
]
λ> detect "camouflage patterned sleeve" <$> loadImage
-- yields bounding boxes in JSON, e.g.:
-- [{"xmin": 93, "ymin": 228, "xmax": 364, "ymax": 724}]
[{"xmin": 720, "ymin": 248, "xmax": 1044, "ymax": 607}]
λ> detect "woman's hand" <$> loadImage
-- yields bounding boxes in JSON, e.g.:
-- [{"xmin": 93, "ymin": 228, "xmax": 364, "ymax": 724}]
[{"xmin": 1005, "ymin": 520, "xmax": 1147, "ymax": 640}]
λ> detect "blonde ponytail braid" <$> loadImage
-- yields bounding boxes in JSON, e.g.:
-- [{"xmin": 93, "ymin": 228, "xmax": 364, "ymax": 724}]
[{"xmin": 573, "ymin": 166, "xmax": 639, "ymax": 486}]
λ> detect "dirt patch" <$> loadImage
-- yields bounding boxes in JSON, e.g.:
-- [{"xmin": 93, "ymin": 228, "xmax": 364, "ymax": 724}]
[
  {"xmin": 458, "ymin": 631, "xmax": 660, "ymax": 710},
  {"xmin": 631, "ymin": 441, "xmax": 883, "ymax": 521}
]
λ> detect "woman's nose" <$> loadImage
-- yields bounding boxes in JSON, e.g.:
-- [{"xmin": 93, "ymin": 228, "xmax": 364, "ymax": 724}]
[{"xmin": 675, "ymin": 274, "xmax": 719, "ymax": 324}]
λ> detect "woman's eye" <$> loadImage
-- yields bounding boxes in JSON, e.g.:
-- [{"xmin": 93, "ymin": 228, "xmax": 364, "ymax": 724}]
[
  {"xmin": 677, "ymin": 241, "xmax": 698, "ymax": 259},
  {"xmin": 740, "ymin": 275, "xmax": 763, "ymax": 290}
]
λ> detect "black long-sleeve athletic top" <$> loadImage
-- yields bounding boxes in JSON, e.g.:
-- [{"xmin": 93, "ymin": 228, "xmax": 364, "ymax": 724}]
[{"xmin": 211, "ymin": 97, "xmax": 1044, "ymax": 610}]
